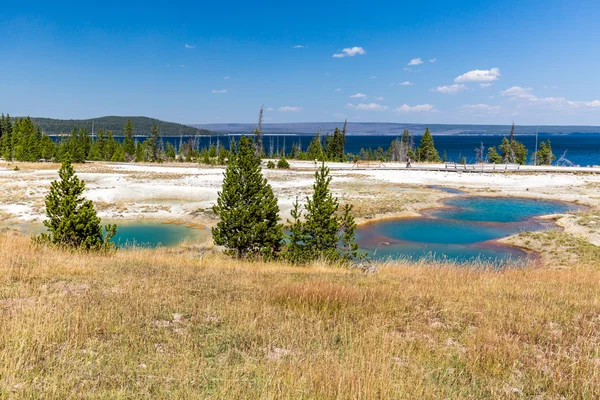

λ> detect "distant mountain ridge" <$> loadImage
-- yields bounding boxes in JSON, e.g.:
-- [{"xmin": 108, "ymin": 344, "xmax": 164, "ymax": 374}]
[
  {"xmin": 194, "ymin": 122, "xmax": 600, "ymax": 136},
  {"xmin": 25, "ymin": 116, "xmax": 212, "ymax": 136}
]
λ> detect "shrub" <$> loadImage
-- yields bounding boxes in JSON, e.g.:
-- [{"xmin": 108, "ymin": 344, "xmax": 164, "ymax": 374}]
[{"xmin": 277, "ymin": 158, "xmax": 290, "ymax": 169}]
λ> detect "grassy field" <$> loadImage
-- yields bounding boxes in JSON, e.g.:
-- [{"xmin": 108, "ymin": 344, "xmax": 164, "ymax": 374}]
[{"xmin": 1, "ymin": 232, "xmax": 599, "ymax": 398}]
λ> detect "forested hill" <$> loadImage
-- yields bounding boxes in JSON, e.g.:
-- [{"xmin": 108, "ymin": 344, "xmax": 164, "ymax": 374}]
[{"xmin": 28, "ymin": 116, "xmax": 211, "ymax": 136}]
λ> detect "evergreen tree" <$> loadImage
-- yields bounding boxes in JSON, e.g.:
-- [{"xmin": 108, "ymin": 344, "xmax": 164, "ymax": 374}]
[
  {"xmin": 218, "ymin": 145, "xmax": 228, "ymax": 165},
  {"xmin": 277, "ymin": 157, "xmax": 290, "ymax": 169},
  {"xmin": 123, "ymin": 118, "xmax": 135, "ymax": 157},
  {"xmin": 165, "ymin": 142, "xmax": 176, "ymax": 161},
  {"xmin": 338, "ymin": 204, "xmax": 360, "ymax": 262},
  {"xmin": 416, "ymin": 128, "xmax": 440, "ymax": 162},
  {"xmin": 135, "ymin": 141, "xmax": 146, "ymax": 162},
  {"xmin": 499, "ymin": 136, "xmax": 528, "ymax": 164},
  {"xmin": 533, "ymin": 140, "xmax": 556, "ymax": 165},
  {"xmin": 0, "ymin": 114, "xmax": 5, "ymax": 148},
  {"xmin": 146, "ymin": 124, "xmax": 160, "ymax": 162},
  {"xmin": 105, "ymin": 131, "xmax": 117, "ymax": 161},
  {"xmin": 487, "ymin": 146, "xmax": 502, "ymax": 163},
  {"xmin": 284, "ymin": 163, "xmax": 362, "ymax": 264},
  {"xmin": 1, "ymin": 114, "xmax": 13, "ymax": 160},
  {"xmin": 324, "ymin": 127, "xmax": 347, "ymax": 162},
  {"xmin": 36, "ymin": 157, "xmax": 117, "ymax": 251},
  {"xmin": 212, "ymin": 135, "xmax": 283, "ymax": 259},
  {"xmin": 306, "ymin": 131, "xmax": 324, "ymax": 161}
]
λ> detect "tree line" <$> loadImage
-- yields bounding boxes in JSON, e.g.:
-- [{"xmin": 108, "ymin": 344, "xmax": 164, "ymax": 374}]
[{"xmin": 1, "ymin": 114, "xmax": 556, "ymax": 166}]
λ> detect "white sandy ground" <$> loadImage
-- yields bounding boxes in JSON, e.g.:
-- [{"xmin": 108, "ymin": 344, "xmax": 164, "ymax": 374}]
[{"xmin": 1, "ymin": 160, "xmax": 600, "ymax": 245}]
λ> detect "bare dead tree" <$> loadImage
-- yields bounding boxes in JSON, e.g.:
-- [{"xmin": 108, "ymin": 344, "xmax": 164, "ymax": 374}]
[{"xmin": 254, "ymin": 105, "xmax": 264, "ymax": 158}]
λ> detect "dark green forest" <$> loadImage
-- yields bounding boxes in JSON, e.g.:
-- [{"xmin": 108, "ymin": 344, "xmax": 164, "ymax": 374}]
[{"xmin": 28, "ymin": 116, "xmax": 211, "ymax": 136}]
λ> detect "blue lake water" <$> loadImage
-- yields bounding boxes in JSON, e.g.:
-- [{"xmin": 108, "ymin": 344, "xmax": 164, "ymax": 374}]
[
  {"xmin": 127, "ymin": 133, "xmax": 600, "ymax": 166},
  {"xmin": 356, "ymin": 196, "xmax": 581, "ymax": 265}
]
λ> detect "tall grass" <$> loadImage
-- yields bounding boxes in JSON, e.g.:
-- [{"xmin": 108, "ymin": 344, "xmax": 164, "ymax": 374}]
[{"xmin": 0, "ymin": 232, "xmax": 599, "ymax": 398}]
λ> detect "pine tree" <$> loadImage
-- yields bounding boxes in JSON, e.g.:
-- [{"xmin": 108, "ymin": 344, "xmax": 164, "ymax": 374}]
[
  {"xmin": 36, "ymin": 157, "xmax": 117, "ymax": 250},
  {"xmin": 212, "ymin": 135, "xmax": 283, "ymax": 259},
  {"xmin": 306, "ymin": 131, "xmax": 324, "ymax": 161},
  {"xmin": 146, "ymin": 124, "xmax": 160, "ymax": 162},
  {"xmin": 416, "ymin": 128, "xmax": 440, "ymax": 162},
  {"xmin": 135, "ymin": 141, "xmax": 146, "ymax": 162},
  {"xmin": 0, "ymin": 114, "xmax": 4, "ymax": 147},
  {"xmin": 123, "ymin": 118, "xmax": 135, "ymax": 157},
  {"xmin": 1, "ymin": 114, "xmax": 13, "ymax": 160},
  {"xmin": 339, "ymin": 204, "xmax": 360, "ymax": 262},
  {"xmin": 165, "ymin": 142, "xmax": 176, "ymax": 161},
  {"xmin": 533, "ymin": 140, "xmax": 556, "ymax": 165},
  {"xmin": 285, "ymin": 163, "xmax": 362, "ymax": 264},
  {"xmin": 487, "ymin": 146, "xmax": 502, "ymax": 163}
]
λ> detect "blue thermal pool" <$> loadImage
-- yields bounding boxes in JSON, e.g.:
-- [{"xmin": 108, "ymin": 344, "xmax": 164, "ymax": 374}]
[
  {"xmin": 13, "ymin": 221, "xmax": 209, "ymax": 248},
  {"xmin": 109, "ymin": 222, "xmax": 209, "ymax": 247},
  {"xmin": 356, "ymin": 196, "xmax": 581, "ymax": 264}
]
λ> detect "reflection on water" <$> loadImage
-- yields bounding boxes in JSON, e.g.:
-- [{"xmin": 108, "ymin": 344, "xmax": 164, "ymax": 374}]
[{"xmin": 357, "ymin": 196, "xmax": 581, "ymax": 265}]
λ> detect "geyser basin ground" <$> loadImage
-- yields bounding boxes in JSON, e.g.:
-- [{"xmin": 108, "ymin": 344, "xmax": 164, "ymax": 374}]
[{"xmin": 356, "ymin": 196, "xmax": 581, "ymax": 264}]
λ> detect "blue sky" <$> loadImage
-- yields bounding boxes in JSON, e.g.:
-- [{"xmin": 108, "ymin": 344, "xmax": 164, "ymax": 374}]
[{"xmin": 1, "ymin": 0, "xmax": 599, "ymax": 125}]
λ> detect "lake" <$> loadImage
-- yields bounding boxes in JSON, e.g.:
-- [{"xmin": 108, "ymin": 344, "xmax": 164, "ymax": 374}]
[{"xmin": 111, "ymin": 133, "xmax": 600, "ymax": 166}]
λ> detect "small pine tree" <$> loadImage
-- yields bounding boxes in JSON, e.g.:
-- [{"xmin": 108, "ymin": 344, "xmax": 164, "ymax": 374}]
[
  {"xmin": 416, "ymin": 128, "xmax": 440, "ymax": 162},
  {"xmin": 487, "ymin": 146, "xmax": 502, "ymax": 163},
  {"xmin": 285, "ymin": 163, "xmax": 362, "ymax": 264},
  {"xmin": 165, "ymin": 142, "xmax": 176, "ymax": 161},
  {"xmin": 123, "ymin": 118, "xmax": 135, "ymax": 157},
  {"xmin": 212, "ymin": 135, "xmax": 283, "ymax": 259},
  {"xmin": 277, "ymin": 157, "xmax": 290, "ymax": 169},
  {"xmin": 36, "ymin": 157, "xmax": 117, "ymax": 250}
]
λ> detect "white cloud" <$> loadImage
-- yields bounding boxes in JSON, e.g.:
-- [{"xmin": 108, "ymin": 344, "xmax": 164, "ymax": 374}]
[
  {"xmin": 266, "ymin": 107, "xmax": 274, "ymax": 111},
  {"xmin": 224, "ymin": 76, "xmax": 230, "ymax": 80},
  {"xmin": 435, "ymin": 84, "xmax": 468, "ymax": 94},
  {"xmin": 346, "ymin": 102, "xmax": 388, "ymax": 111},
  {"xmin": 461, "ymin": 104, "xmax": 501, "ymax": 114},
  {"xmin": 586, "ymin": 100, "xmax": 600, "ymax": 107},
  {"xmin": 408, "ymin": 58, "xmax": 423, "ymax": 66},
  {"xmin": 429, "ymin": 58, "xmax": 437, "ymax": 63},
  {"xmin": 332, "ymin": 46, "xmax": 366, "ymax": 58},
  {"xmin": 455, "ymin": 68, "xmax": 500, "ymax": 83},
  {"xmin": 394, "ymin": 104, "xmax": 435, "ymax": 113},
  {"xmin": 400, "ymin": 81, "xmax": 413, "ymax": 86},
  {"xmin": 404, "ymin": 67, "xmax": 412, "ymax": 71},
  {"xmin": 349, "ymin": 93, "xmax": 367, "ymax": 98},
  {"xmin": 369, "ymin": 76, "xmax": 377, "ymax": 79},
  {"xmin": 185, "ymin": 43, "xmax": 195, "ymax": 49},
  {"xmin": 334, "ymin": 88, "xmax": 342, "ymax": 92},
  {"xmin": 334, "ymin": 113, "xmax": 347, "ymax": 119},
  {"xmin": 278, "ymin": 106, "xmax": 302, "ymax": 112},
  {"xmin": 498, "ymin": 86, "xmax": 600, "ymax": 111},
  {"xmin": 211, "ymin": 89, "xmax": 227, "ymax": 94},
  {"xmin": 373, "ymin": 96, "xmax": 384, "ymax": 100},
  {"xmin": 180, "ymin": 65, "xmax": 186, "ymax": 68},
  {"xmin": 293, "ymin": 45, "xmax": 306, "ymax": 48},
  {"xmin": 479, "ymin": 83, "xmax": 492, "ymax": 88},
  {"xmin": 501, "ymin": 86, "xmax": 537, "ymax": 100}
]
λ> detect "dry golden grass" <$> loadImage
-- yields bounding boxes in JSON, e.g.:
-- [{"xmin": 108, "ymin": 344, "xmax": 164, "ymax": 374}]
[{"xmin": 1, "ymin": 232, "xmax": 599, "ymax": 398}]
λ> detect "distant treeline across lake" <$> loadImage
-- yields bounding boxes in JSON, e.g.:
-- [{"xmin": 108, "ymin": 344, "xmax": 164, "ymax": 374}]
[{"xmin": 50, "ymin": 132, "xmax": 600, "ymax": 166}]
